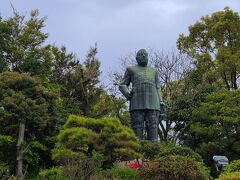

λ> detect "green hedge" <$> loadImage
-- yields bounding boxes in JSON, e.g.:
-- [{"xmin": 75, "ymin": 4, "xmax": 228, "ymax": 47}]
[
  {"xmin": 38, "ymin": 167, "xmax": 67, "ymax": 180},
  {"xmin": 217, "ymin": 172, "xmax": 240, "ymax": 180},
  {"xmin": 140, "ymin": 141, "xmax": 202, "ymax": 162},
  {"xmin": 139, "ymin": 155, "xmax": 211, "ymax": 180},
  {"xmin": 217, "ymin": 160, "xmax": 240, "ymax": 180},
  {"xmin": 96, "ymin": 167, "xmax": 139, "ymax": 180}
]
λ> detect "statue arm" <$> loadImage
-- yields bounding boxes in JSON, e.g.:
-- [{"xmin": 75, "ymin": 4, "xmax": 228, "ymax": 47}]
[
  {"xmin": 119, "ymin": 68, "xmax": 132, "ymax": 100},
  {"xmin": 155, "ymin": 71, "xmax": 167, "ymax": 114},
  {"xmin": 155, "ymin": 71, "xmax": 163, "ymax": 103}
]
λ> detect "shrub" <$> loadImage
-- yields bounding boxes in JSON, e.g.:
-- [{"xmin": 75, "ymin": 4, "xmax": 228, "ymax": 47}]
[
  {"xmin": 95, "ymin": 167, "xmax": 139, "ymax": 180},
  {"xmin": 157, "ymin": 143, "xmax": 203, "ymax": 162},
  {"xmin": 140, "ymin": 140, "xmax": 161, "ymax": 160},
  {"xmin": 217, "ymin": 171, "xmax": 240, "ymax": 180},
  {"xmin": 52, "ymin": 149, "xmax": 103, "ymax": 179},
  {"xmin": 200, "ymin": 142, "xmax": 224, "ymax": 166},
  {"xmin": 139, "ymin": 155, "xmax": 211, "ymax": 180},
  {"xmin": 111, "ymin": 167, "xmax": 139, "ymax": 179},
  {"xmin": 55, "ymin": 115, "xmax": 141, "ymax": 168},
  {"xmin": 0, "ymin": 162, "xmax": 10, "ymax": 179},
  {"xmin": 38, "ymin": 167, "xmax": 67, "ymax": 180},
  {"xmin": 140, "ymin": 141, "xmax": 203, "ymax": 162},
  {"xmin": 224, "ymin": 160, "xmax": 240, "ymax": 173},
  {"xmin": 217, "ymin": 160, "xmax": 240, "ymax": 180}
]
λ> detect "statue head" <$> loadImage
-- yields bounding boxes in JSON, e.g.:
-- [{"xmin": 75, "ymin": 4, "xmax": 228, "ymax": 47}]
[{"xmin": 136, "ymin": 49, "xmax": 148, "ymax": 67}]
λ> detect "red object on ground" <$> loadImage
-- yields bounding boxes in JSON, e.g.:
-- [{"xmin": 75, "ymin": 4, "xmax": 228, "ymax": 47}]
[{"xmin": 129, "ymin": 162, "xmax": 143, "ymax": 169}]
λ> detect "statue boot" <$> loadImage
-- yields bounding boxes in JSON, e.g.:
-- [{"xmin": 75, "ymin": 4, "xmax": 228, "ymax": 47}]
[
  {"xmin": 133, "ymin": 128, "xmax": 144, "ymax": 140},
  {"xmin": 146, "ymin": 127, "xmax": 158, "ymax": 142},
  {"xmin": 145, "ymin": 110, "xmax": 159, "ymax": 142}
]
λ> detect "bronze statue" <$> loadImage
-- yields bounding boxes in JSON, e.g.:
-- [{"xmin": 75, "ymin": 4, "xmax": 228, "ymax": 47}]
[{"xmin": 119, "ymin": 49, "xmax": 164, "ymax": 142}]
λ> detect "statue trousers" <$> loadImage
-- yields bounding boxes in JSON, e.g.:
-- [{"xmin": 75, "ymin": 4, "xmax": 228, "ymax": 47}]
[{"xmin": 130, "ymin": 110, "xmax": 159, "ymax": 142}]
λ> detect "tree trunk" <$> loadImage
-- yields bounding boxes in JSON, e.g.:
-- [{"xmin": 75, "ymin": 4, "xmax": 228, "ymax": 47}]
[
  {"xmin": 16, "ymin": 121, "xmax": 25, "ymax": 180},
  {"xmin": 233, "ymin": 67, "xmax": 238, "ymax": 89},
  {"xmin": 222, "ymin": 73, "xmax": 230, "ymax": 90}
]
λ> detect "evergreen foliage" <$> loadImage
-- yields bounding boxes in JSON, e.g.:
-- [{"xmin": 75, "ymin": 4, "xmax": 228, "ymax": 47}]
[
  {"xmin": 38, "ymin": 166, "xmax": 67, "ymax": 180},
  {"xmin": 96, "ymin": 167, "xmax": 139, "ymax": 180},
  {"xmin": 217, "ymin": 160, "xmax": 240, "ymax": 180},
  {"xmin": 53, "ymin": 115, "xmax": 141, "ymax": 168},
  {"xmin": 191, "ymin": 89, "xmax": 240, "ymax": 160},
  {"xmin": 139, "ymin": 155, "xmax": 210, "ymax": 180},
  {"xmin": 177, "ymin": 7, "xmax": 240, "ymax": 90},
  {"xmin": 0, "ymin": 6, "xmax": 240, "ymax": 179},
  {"xmin": 0, "ymin": 72, "xmax": 59, "ymax": 177}
]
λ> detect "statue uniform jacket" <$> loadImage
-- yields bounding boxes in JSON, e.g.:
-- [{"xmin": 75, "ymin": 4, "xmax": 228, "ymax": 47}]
[{"xmin": 119, "ymin": 65, "xmax": 163, "ymax": 111}]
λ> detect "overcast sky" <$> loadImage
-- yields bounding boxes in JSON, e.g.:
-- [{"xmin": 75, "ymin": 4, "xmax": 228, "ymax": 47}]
[{"xmin": 1, "ymin": 0, "xmax": 240, "ymax": 79}]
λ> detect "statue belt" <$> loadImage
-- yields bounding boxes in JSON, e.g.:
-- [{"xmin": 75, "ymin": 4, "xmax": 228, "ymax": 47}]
[{"xmin": 133, "ymin": 82, "xmax": 156, "ymax": 87}]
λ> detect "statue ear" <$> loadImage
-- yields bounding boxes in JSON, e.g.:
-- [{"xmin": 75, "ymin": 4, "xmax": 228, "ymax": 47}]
[{"xmin": 136, "ymin": 56, "xmax": 140, "ymax": 64}]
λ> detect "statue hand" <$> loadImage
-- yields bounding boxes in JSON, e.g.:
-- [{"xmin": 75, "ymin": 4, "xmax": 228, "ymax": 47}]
[
  {"xmin": 126, "ymin": 92, "xmax": 133, "ymax": 101},
  {"xmin": 160, "ymin": 102, "xmax": 165, "ymax": 107},
  {"xmin": 160, "ymin": 102, "xmax": 167, "ymax": 113}
]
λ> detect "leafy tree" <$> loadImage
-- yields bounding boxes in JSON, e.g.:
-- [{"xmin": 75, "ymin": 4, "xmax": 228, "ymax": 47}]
[
  {"xmin": 174, "ymin": 7, "xmax": 240, "ymax": 150},
  {"xmin": 53, "ymin": 115, "xmax": 141, "ymax": 169},
  {"xmin": 68, "ymin": 46, "xmax": 101, "ymax": 116},
  {"xmin": 49, "ymin": 45, "xmax": 79, "ymax": 86},
  {"xmin": 166, "ymin": 69, "xmax": 219, "ymax": 145},
  {"xmin": 175, "ymin": 9, "xmax": 240, "ymax": 173},
  {"xmin": 177, "ymin": 7, "xmax": 240, "ymax": 90},
  {"xmin": 0, "ymin": 9, "xmax": 81, "ymax": 82},
  {"xmin": 190, "ymin": 89, "xmax": 240, "ymax": 160},
  {"xmin": 0, "ymin": 72, "xmax": 59, "ymax": 179},
  {"xmin": 0, "ymin": 15, "xmax": 12, "ymax": 72},
  {"xmin": 0, "ymin": 135, "xmax": 15, "ymax": 171},
  {"xmin": 0, "ymin": 9, "xmax": 117, "ymax": 120},
  {"xmin": 0, "ymin": 9, "xmax": 53, "ymax": 78},
  {"xmin": 60, "ymin": 45, "xmax": 112, "ymax": 118},
  {"xmin": 0, "ymin": 7, "xmax": 138, "ymax": 179},
  {"xmin": 91, "ymin": 91, "xmax": 125, "ymax": 118}
]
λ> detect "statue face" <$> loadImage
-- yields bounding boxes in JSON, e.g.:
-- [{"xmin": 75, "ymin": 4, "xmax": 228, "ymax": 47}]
[{"xmin": 136, "ymin": 49, "xmax": 148, "ymax": 67}]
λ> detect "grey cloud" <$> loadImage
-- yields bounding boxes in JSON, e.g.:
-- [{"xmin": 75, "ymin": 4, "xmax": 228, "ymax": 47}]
[{"xmin": 1, "ymin": 0, "xmax": 240, "ymax": 79}]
